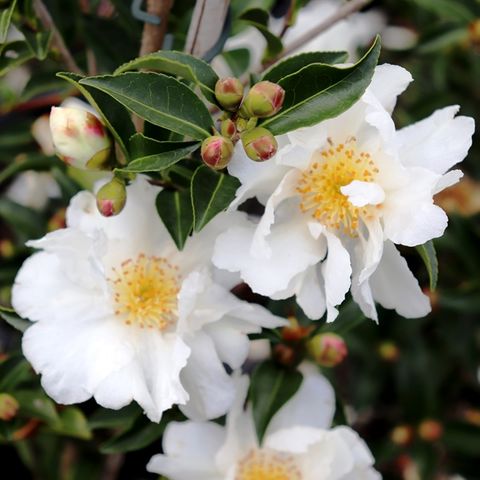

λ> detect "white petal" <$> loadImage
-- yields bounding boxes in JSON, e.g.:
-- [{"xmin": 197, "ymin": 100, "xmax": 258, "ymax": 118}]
[
  {"xmin": 397, "ymin": 106, "xmax": 475, "ymax": 174},
  {"xmin": 266, "ymin": 364, "xmax": 335, "ymax": 436},
  {"xmin": 370, "ymin": 241, "xmax": 431, "ymax": 318},
  {"xmin": 321, "ymin": 231, "xmax": 352, "ymax": 322},
  {"xmin": 295, "ymin": 266, "xmax": 326, "ymax": 320},
  {"xmin": 179, "ymin": 332, "xmax": 235, "ymax": 421},
  {"xmin": 434, "ymin": 169, "xmax": 463, "ymax": 195},
  {"xmin": 147, "ymin": 421, "xmax": 224, "ymax": 480},
  {"xmin": 341, "ymin": 181, "xmax": 385, "ymax": 207},
  {"xmin": 265, "ymin": 426, "xmax": 326, "ymax": 454}
]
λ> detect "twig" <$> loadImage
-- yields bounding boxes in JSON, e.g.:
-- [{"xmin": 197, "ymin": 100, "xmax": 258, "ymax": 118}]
[
  {"xmin": 33, "ymin": 0, "xmax": 83, "ymax": 74},
  {"xmin": 101, "ymin": 453, "xmax": 125, "ymax": 480},
  {"xmin": 271, "ymin": 0, "xmax": 374, "ymax": 64},
  {"xmin": 139, "ymin": 0, "xmax": 173, "ymax": 56}
]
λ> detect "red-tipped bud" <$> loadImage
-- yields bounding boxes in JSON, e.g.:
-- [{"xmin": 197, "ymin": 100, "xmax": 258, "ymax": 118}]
[
  {"xmin": 418, "ymin": 419, "xmax": 443, "ymax": 442},
  {"xmin": 0, "ymin": 393, "xmax": 19, "ymax": 421},
  {"xmin": 201, "ymin": 135, "xmax": 234, "ymax": 170},
  {"xmin": 50, "ymin": 107, "xmax": 111, "ymax": 170},
  {"xmin": 96, "ymin": 178, "xmax": 127, "ymax": 217},
  {"xmin": 220, "ymin": 118, "xmax": 237, "ymax": 140},
  {"xmin": 307, "ymin": 333, "xmax": 348, "ymax": 367},
  {"xmin": 240, "ymin": 81, "xmax": 285, "ymax": 118},
  {"xmin": 390, "ymin": 425, "xmax": 414, "ymax": 446},
  {"xmin": 215, "ymin": 77, "xmax": 244, "ymax": 111},
  {"xmin": 241, "ymin": 127, "xmax": 278, "ymax": 161}
]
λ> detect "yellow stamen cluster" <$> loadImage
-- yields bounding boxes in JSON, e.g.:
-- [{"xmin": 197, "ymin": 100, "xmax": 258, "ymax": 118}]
[
  {"xmin": 297, "ymin": 139, "xmax": 379, "ymax": 236},
  {"xmin": 109, "ymin": 253, "xmax": 180, "ymax": 330},
  {"xmin": 235, "ymin": 449, "xmax": 302, "ymax": 480}
]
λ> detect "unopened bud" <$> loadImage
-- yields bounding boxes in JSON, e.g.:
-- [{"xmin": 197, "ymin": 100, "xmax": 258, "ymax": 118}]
[
  {"xmin": 201, "ymin": 135, "xmax": 234, "ymax": 170},
  {"xmin": 0, "ymin": 393, "xmax": 19, "ymax": 421},
  {"xmin": 96, "ymin": 178, "xmax": 127, "ymax": 217},
  {"xmin": 242, "ymin": 127, "xmax": 278, "ymax": 161},
  {"xmin": 281, "ymin": 316, "xmax": 313, "ymax": 342},
  {"xmin": 378, "ymin": 341, "xmax": 400, "ymax": 362},
  {"xmin": 418, "ymin": 419, "xmax": 443, "ymax": 442},
  {"xmin": 391, "ymin": 425, "xmax": 414, "ymax": 446},
  {"xmin": 273, "ymin": 343, "xmax": 298, "ymax": 368},
  {"xmin": 220, "ymin": 118, "xmax": 237, "ymax": 140},
  {"xmin": 240, "ymin": 81, "xmax": 285, "ymax": 118},
  {"xmin": 307, "ymin": 333, "xmax": 347, "ymax": 367},
  {"xmin": 50, "ymin": 107, "xmax": 111, "ymax": 170},
  {"xmin": 215, "ymin": 77, "xmax": 244, "ymax": 111},
  {"xmin": 0, "ymin": 239, "xmax": 15, "ymax": 258}
]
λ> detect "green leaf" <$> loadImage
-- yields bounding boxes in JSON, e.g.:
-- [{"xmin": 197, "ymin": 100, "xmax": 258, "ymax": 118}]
[
  {"xmin": 0, "ymin": 198, "xmax": 44, "ymax": 239},
  {"xmin": 14, "ymin": 390, "xmax": 60, "ymax": 425},
  {"xmin": 51, "ymin": 407, "xmax": 92, "ymax": 440},
  {"xmin": 262, "ymin": 51, "xmax": 349, "ymax": 83},
  {"xmin": 22, "ymin": 30, "xmax": 52, "ymax": 60},
  {"xmin": 80, "ymin": 72, "xmax": 214, "ymax": 140},
  {"xmin": 261, "ymin": 36, "xmax": 381, "ymax": 135},
  {"xmin": 0, "ymin": 307, "xmax": 31, "ymax": 332},
  {"xmin": 0, "ymin": 154, "xmax": 58, "ymax": 185},
  {"xmin": 57, "ymin": 72, "xmax": 135, "ymax": 159},
  {"xmin": 88, "ymin": 403, "xmax": 141, "ymax": 430},
  {"xmin": 115, "ymin": 50, "xmax": 219, "ymax": 103},
  {"xmin": 99, "ymin": 412, "xmax": 179, "ymax": 453},
  {"xmin": 411, "ymin": 0, "xmax": 474, "ymax": 22},
  {"xmin": 0, "ymin": 0, "xmax": 17, "ymax": 44},
  {"xmin": 117, "ymin": 134, "xmax": 200, "ymax": 173},
  {"xmin": 416, "ymin": 240, "xmax": 438, "ymax": 291},
  {"xmin": 156, "ymin": 189, "xmax": 193, "ymax": 250},
  {"xmin": 0, "ymin": 355, "xmax": 32, "ymax": 391},
  {"xmin": 239, "ymin": 9, "xmax": 283, "ymax": 60},
  {"xmin": 222, "ymin": 48, "xmax": 251, "ymax": 77},
  {"xmin": 250, "ymin": 361, "xmax": 303, "ymax": 442},
  {"xmin": 190, "ymin": 166, "xmax": 239, "ymax": 232},
  {"xmin": 0, "ymin": 41, "xmax": 34, "ymax": 76}
]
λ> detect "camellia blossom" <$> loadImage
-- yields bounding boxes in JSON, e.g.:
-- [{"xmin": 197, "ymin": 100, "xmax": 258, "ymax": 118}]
[
  {"xmin": 213, "ymin": 64, "xmax": 475, "ymax": 322},
  {"xmin": 147, "ymin": 365, "xmax": 380, "ymax": 479},
  {"xmin": 12, "ymin": 177, "xmax": 284, "ymax": 422}
]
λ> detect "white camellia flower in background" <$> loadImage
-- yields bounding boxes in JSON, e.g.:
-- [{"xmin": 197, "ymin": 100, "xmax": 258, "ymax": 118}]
[
  {"xmin": 147, "ymin": 365, "xmax": 381, "ymax": 479},
  {"xmin": 213, "ymin": 64, "xmax": 475, "ymax": 322},
  {"xmin": 12, "ymin": 177, "xmax": 284, "ymax": 422}
]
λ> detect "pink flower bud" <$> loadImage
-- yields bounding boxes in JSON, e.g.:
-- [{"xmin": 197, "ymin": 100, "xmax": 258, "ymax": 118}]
[
  {"xmin": 0, "ymin": 393, "xmax": 19, "ymax": 421},
  {"xmin": 240, "ymin": 81, "xmax": 285, "ymax": 118},
  {"xmin": 307, "ymin": 333, "xmax": 348, "ymax": 367},
  {"xmin": 241, "ymin": 127, "xmax": 278, "ymax": 162},
  {"xmin": 215, "ymin": 77, "xmax": 244, "ymax": 111},
  {"xmin": 220, "ymin": 118, "xmax": 237, "ymax": 140},
  {"xmin": 201, "ymin": 135, "xmax": 234, "ymax": 170},
  {"xmin": 418, "ymin": 419, "xmax": 443, "ymax": 442},
  {"xmin": 96, "ymin": 178, "xmax": 127, "ymax": 217},
  {"xmin": 49, "ymin": 107, "xmax": 111, "ymax": 170}
]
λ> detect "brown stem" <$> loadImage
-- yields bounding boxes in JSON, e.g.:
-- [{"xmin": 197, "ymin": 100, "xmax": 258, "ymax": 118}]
[
  {"xmin": 101, "ymin": 453, "xmax": 125, "ymax": 480},
  {"xmin": 266, "ymin": 0, "xmax": 374, "ymax": 68},
  {"xmin": 33, "ymin": 0, "xmax": 83, "ymax": 74},
  {"xmin": 139, "ymin": 0, "xmax": 174, "ymax": 56}
]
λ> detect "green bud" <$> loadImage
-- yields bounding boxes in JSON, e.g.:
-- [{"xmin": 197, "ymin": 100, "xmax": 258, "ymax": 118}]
[
  {"xmin": 220, "ymin": 118, "xmax": 237, "ymax": 140},
  {"xmin": 96, "ymin": 178, "xmax": 127, "ymax": 217},
  {"xmin": 307, "ymin": 333, "xmax": 347, "ymax": 367},
  {"xmin": 239, "ymin": 81, "xmax": 285, "ymax": 118},
  {"xmin": 201, "ymin": 135, "xmax": 234, "ymax": 170},
  {"xmin": 241, "ymin": 127, "xmax": 278, "ymax": 162},
  {"xmin": 215, "ymin": 77, "xmax": 244, "ymax": 111}
]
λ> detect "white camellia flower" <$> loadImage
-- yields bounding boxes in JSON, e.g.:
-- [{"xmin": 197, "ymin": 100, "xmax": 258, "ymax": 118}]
[
  {"xmin": 12, "ymin": 177, "xmax": 284, "ymax": 422},
  {"xmin": 147, "ymin": 365, "xmax": 381, "ymax": 479},
  {"xmin": 213, "ymin": 64, "xmax": 475, "ymax": 322}
]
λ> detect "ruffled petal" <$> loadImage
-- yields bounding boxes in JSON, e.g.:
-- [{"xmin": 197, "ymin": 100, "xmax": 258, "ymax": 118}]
[{"xmin": 295, "ymin": 266, "xmax": 327, "ymax": 320}]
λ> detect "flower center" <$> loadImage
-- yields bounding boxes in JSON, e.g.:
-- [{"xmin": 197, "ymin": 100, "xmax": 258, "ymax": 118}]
[
  {"xmin": 109, "ymin": 253, "xmax": 180, "ymax": 330},
  {"xmin": 235, "ymin": 449, "xmax": 302, "ymax": 480},
  {"xmin": 296, "ymin": 139, "xmax": 379, "ymax": 236}
]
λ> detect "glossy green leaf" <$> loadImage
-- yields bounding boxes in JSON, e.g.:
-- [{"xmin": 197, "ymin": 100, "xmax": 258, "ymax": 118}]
[
  {"xmin": 156, "ymin": 189, "xmax": 193, "ymax": 250},
  {"xmin": 262, "ymin": 51, "xmax": 349, "ymax": 83},
  {"xmin": 0, "ymin": 355, "xmax": 32, "ymax": 391},
  {"xmin": 57, "ymin": 72, "xmax": 135, "ymax": 159},
  {"xmin": 190, "ymin": 166, "xmax": 240, "ymax": 231},
  {"xmin": 22, "ymin": 30, "xmax": 52, "ymax": 60},
  {"xmin": 115, "ymin": 50, "xmax": 219, "ymax": 103},
  {"xmin": 261, "ymin": 37, "xmax": 381, "ymax": 135},
  {"xmin": 416, "ymin": 240, "xmax": 438, "ymax": 291},
  {"xmin": 222, "ymin": 48, "xmax": 251, "ymax": 77},
  {"xmin": 0, "ymin": 0, "xmax": 17, "ymax": 43},
  {"xmin": 117, "ymin": 134, "xmax": 200, "ymax": 173},
  {"xmin": 0, "ymin": 41, "xmax": 34, "ymax": 76},
  {"xmin": 52, "ymin": 407, "xmax": 92, "ymax": 440},
  {"xmin": 88, "ymin": 403, "xmax": 141, "ymax": 430},
  {"xmin": 250, "ymin": 361, "xmax": 303, "ymax": 442},
  {"xmin": 80, "ymin": 73, "xmax": 214, "ymax": 140},
  {"xmin": 14, "ymin": 390, "xmax": 60, "ymax": 425}
]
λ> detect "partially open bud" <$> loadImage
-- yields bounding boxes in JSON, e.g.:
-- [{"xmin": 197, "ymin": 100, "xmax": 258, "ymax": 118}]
[
  {"xmin": 50, "ymin": 107, "xmax": 111, "ymax": 170},
  {"xmin": 418, "ymin": 419, "xmax": 443, "ymax": 442},
  {"xmin": 96, "ymin": 178, "xmax": 127, "ymax": 217},
  {"xmin": 220, "ymin": 118, "xmax": 237, "ymax": 140},
  {"xmin": 0, "ymin": 393, "xmax": 19, "ymax": 421},
  {"xmin": 215, "ymin": 77, "xmax": 244, "ymax": 111},
  {"xmin": 241, "ymin": 127, "xmax": 278, "ymax": 161},
  {"xmin": 201, "ymin": 135, "xmax": 234, "ymax": 170},
  {"xmin": 307, "ymin": 333, "xmax": 348, "ymax": 367},
  {"xmin": 240, "ymin": 81, "xmax": 285, "ymax": 118}
]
